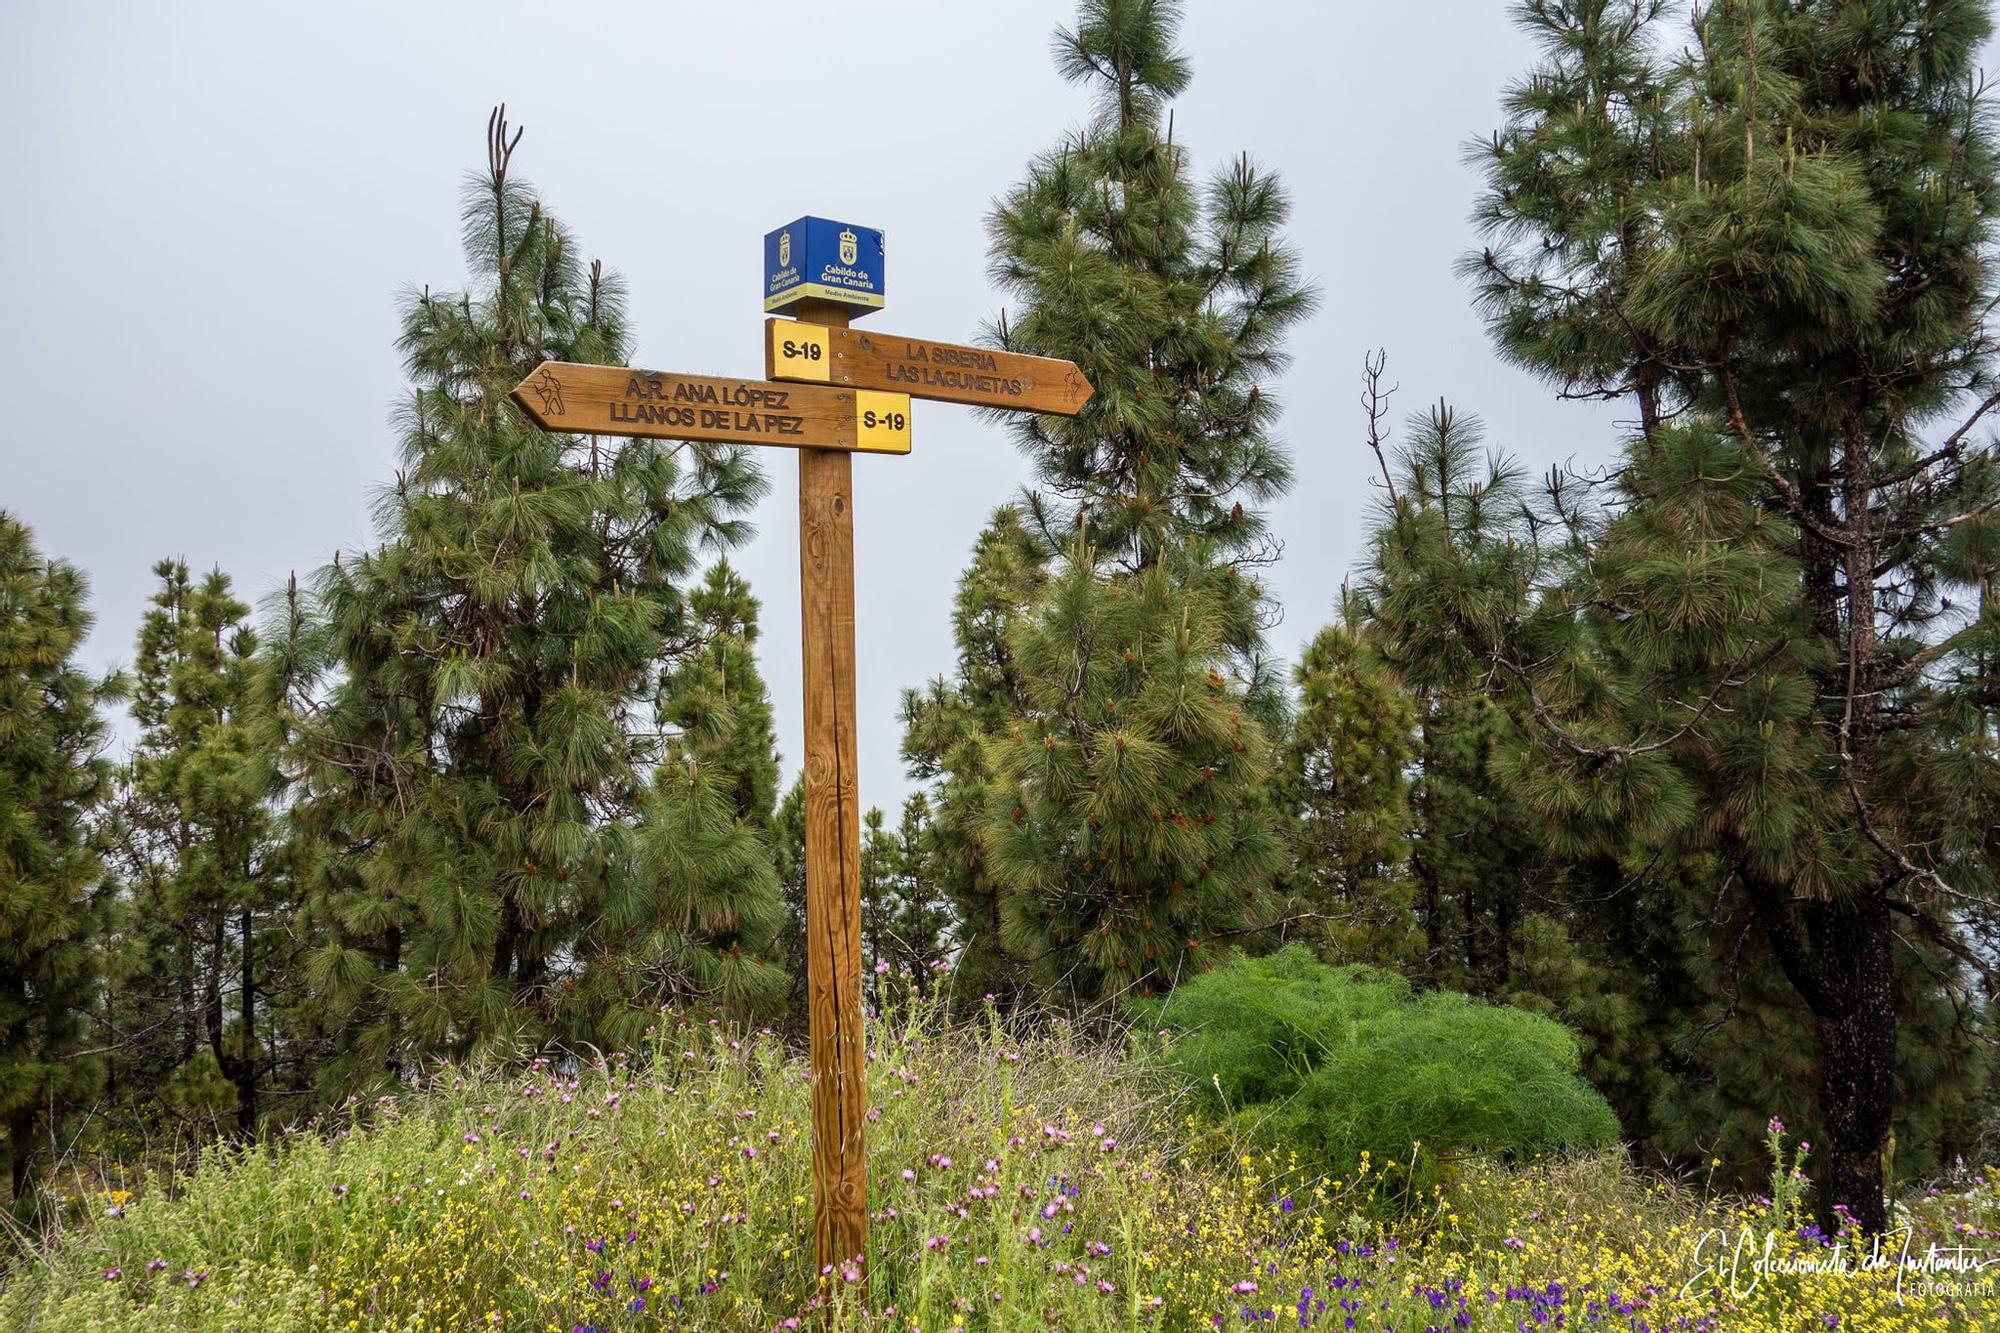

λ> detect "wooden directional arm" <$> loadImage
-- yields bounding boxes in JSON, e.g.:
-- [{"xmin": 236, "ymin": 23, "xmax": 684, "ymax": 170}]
[
  {"xmin": 510, "ymin": 361, "xmax": 910, "ymax": 455},
  {"xmin": 766, "ymin": 319, "xmax": 1093, "ymax": 416}
]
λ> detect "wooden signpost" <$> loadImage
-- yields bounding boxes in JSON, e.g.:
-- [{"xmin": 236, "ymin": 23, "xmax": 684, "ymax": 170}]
[{"xmin": 510, "ymin": 218, "xmax": 1092, "ymax": 1283}]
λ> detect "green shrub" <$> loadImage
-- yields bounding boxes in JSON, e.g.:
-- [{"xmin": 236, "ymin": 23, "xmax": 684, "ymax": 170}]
[{"xmin": 1147, "ymin": 946, "xmax": 1619, "ymax": 1197}]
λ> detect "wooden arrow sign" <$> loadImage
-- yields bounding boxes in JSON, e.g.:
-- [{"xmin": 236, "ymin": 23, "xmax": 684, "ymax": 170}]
[
  {"xmin": 511, "ymin": 361, "xmax": 911, "ymax": 455},
  {"xmin": 765, "ymin": 319, "xmax": 1093, "ymax": 416}
]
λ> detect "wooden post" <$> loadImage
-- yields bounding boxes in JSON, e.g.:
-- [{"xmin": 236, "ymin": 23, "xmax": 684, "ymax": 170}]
[{"xmin": 794, "ymin": 296, "xmax": 868, "ymax": 1278}]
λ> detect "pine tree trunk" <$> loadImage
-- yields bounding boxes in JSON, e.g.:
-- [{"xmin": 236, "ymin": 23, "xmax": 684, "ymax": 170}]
[
  {"xmin": 5, "ymin": 1107, "xmax": 33, "ymax": 1220},
  {"xmin": 493, "ymin": 895, "xmax": 518, "ymax": 986},
  {"xmin": 1753, "ymin": 877, "xmax": 1897, "ymax": 1233},
  {"xmin": 1808, "ymin": 413, "xmax": 1895, "ymax": 1233},
  {"xmin": 384, "ymin": 923, "xmax": 403, "ymax": 1080},
  {"xmin": 236, "ymin": 909, "xmax": 256, "ymax": 1138},
  {"xmin": 180, "ymin": 932, "xmax": 197, "ymax": 1066},
  {"xmin": 1810, "ymin": 894, "xmax": 1897, "ymax": 1234},
  {"xmin": 1494, "ymin": 883, "xmax": 1518, "ymax": 998},
  {"xmin": 1, "ymin": 967, "xmax": 29, "ymax": 1215},
  {"xmin": 206, "ymin": 911, "xmax": 226, "ymax": 1064}
]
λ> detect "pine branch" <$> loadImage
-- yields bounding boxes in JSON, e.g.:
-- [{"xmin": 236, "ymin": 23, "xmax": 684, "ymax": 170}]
[
  {"xmin": 1872, "ymin": 389, "xmax": 2000, "ymax": 488},
  {"xmin": 1885, "ymin": 898, "xmax": 2000, "ymax": 992},
  {"xmin": 1717, "ymin": 364, "xmax": 1859, "ymax": 550}
]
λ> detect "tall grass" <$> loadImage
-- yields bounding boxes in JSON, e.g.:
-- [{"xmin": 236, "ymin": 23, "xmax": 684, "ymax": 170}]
[{"xmin": 2, "ymin": 982, "xmax": 1994, "ymax": 1330}]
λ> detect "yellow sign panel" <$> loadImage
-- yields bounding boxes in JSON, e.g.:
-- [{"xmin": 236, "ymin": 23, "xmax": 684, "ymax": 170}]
[
  {"xmin": 854, "ymin": 391, "xmax": 912, "ymax": 455},
  {"xmin": 769, "ymin": 320, "xmax": 832, "ymax": 383}
]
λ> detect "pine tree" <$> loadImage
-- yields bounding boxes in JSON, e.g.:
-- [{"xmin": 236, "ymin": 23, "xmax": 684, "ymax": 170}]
[
  {"xmin": 1278, "ymin": 612, "xmax": 1420, "ymax": 969},
  {"xmin": 1441, "ymin": 0, "xmax": 2000, "ymax": 1230},
  {"xmin": 0, "ymin": 514, "xmax": 113, "ymax": 1215},
  {"xmin": 662, "ymin": 559, "xmax": 781, "ymax": 836},
  {"xmin": 1409, "ymin": 691, "xmax": 1550, "ymax": 1001},
  {"xmin": 886, "ymin": 793, "xmax": 952, "ymax": 994},
  {"xmin": 646, "ymin": 557, "xmax": 789, "ymax": 1022},
  {"xmin": 988, "ymin": 0, "xmax": 1315, "ymax": 577},
  {"xmin": 857, "ymin": 795, "xmax": 953, "ymax": 1002},
  {"xmin": 900, "ymin": 508, "xmax": 1050, "ymax": 1003},
  {"xmin": 265, "ymin": 108, "xmax": 771, "ymax": 1088},
  {"xmin": 983, "ymin": 546, "xmax": 1283, "ymax": 1001},
  {"xmin": 771, "ymin": 777, "xmax": 809, "ymax": 1029},
  {"xmin": 618, "ymin": 751, "xmax": 785, "ymax": 1028},
  {"xmin": 907, "ymin": 0, "xmax": 1312, "ymax": 1006},
  {"xmin": 108, "ymin": 561, "xmax": 284, "ymax": 1137},
  {"xmin": 860, "ymin": 806, "xmax": 896, "ymax": 1008},
  {"xmin": 1362, "ymin": 398, "xmax": 1988, "ymax": 1197}
]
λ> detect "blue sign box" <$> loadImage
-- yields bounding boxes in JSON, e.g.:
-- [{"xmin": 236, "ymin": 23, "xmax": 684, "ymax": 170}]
[{"xmin": 764, "ymin": 217, "xmax": 885, "ymax": 315}]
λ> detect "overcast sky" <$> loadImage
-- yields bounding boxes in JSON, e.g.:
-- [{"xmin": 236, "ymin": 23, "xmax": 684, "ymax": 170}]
[{"xmin": 2, "ymin": 0, "xmax": 1627, "ymax": 814}]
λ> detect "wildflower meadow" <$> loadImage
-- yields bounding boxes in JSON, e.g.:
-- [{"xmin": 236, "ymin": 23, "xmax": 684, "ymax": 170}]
[{"xmin": 3, "ymin": 985, "xmax": 1994, "ymax": 1331}]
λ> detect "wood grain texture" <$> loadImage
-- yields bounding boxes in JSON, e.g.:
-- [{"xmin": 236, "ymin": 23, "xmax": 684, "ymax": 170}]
[
  {"xmin": 766, "ymin": 318, "xmax": 1095, "ymax": 415},
  {"xmin": 511, "ymin": 361, "xmax": 911, "ymax": 452},
  {"xmin": 794, "ymin": 297, "xmax": 870, "ymax": 1277}
]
